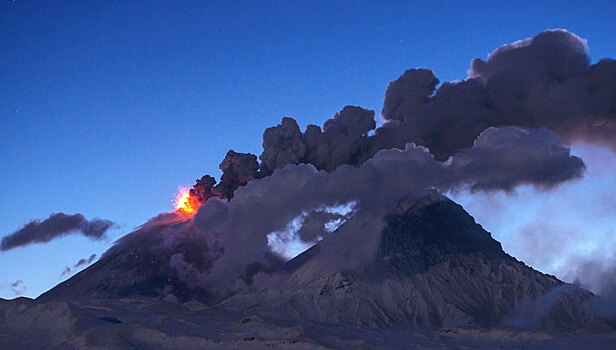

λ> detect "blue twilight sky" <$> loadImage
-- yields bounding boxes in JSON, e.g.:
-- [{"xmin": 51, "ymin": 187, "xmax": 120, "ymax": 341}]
[{"xmin": 1, "ymin": 1, "xmax": 615, "ymax": 298}]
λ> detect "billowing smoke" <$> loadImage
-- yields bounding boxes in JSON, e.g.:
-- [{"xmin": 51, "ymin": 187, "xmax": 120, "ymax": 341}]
[
  {"xmin": 255, "ymin": 31, "xmax": 613, "ymax": 177},
  {"xmin": 1, "ymin": 213, "xmax": 115, "ymax": 251},
  {"xmin": 186, "ymin": 106, "xmax": 377, "ymax": 201},
  {"xmin": 572, "ymin": 260, "xmax": 616, "ymax": 304},
  {"xmin": 448, "ymin": 127, "xmax": 585, "ymax": 192},
  {"xmin": 188, "ymin": 30, "xmax": 612, "ymax": 212},
  {"xmin": 184, "ymin": 151, "xmax": 260, "ymax": 209},
  {"xmin": 216, "ymin": 150, "xmax": 260, "ymax": 199},
  {"xmin": 380, "ymin": 29, "xmax": 615, "ymax": 159},
  {"xmin": 260, "ymin": 106, "xmax": 376, "ymax": 174},
  {"xmin": 194, "ymin": 145, "xmax": 443, "ymax": 294},
  {"xmin": 79, "ymin": 29, "xmax": 612, "ymax": 302},
  {"xmin": 191, "ymin": 125, "xmax": 583, "ymax": 295}
]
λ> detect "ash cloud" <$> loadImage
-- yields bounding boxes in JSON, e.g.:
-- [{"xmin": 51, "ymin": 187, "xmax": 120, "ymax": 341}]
[
  {"xmin": 380, "ymin": 29, "xmax": 616, "ymax": 159},
  {"xmin": 216, "ymin": 150, "xmax": 260, "ymax": 199},
  {"xmin": 448, "ymin": 127, "xmax": 585, "ymax": 192},
  {"xmin": 255, "ymin": 30, "xmax": 612, "ymax": 179},
  {"xmin": 187, "ymin": 30, "xmax": 612, "ymax": 206},
  {"xmin": 193, "ymin": 125, "xmax": 583, "ymax": 295},
  {"xmin": 185, "ymin": 151, "xmax": 260, "ymax": 208},
  {"xmin": 572, "ymin": 260, "xmax": 616, "ymax": 303},
  {"xmin": 259, "ymin": 106, "xmax": 377, "ymax": 174},
  {"xmin": 1, "ymin": 213, "xmax": 115, "ymax": 252},
  {"xmin": 194, "ymin": 145, "xmax": 445, "ymax": 295}
]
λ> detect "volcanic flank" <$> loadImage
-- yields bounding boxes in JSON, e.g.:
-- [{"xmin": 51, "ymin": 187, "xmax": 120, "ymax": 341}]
[
  {"xmin": 42, "ymin": 191, "xmax": 614, "ymax": 335},
  {"xmin": 8, "ymin": 191, "xmax": 616, "ymax": 350},
  {"xmin": 41, "ymin": 191, "xmax": 610, "ymax": 332}
]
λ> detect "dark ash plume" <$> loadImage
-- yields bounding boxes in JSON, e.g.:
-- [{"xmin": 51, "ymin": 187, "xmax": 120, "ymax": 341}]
[
  {"xmin": 260, "ymin": 117, "xmax": 307, "ymax": 175},
  {"xmin": 256, "ymin": 31, "xmax": 613, "ymax": 177},
  {"xmin": 186, "ymin": 150, "xmax": 260, "ymax": 207},
  {"xmin": 449, "ymin": 127, "xmax": 585, "ymax": 192},
  {"xmin": 1, "ymin": 213, "xmax": 114, "ymax": 251},
  {"xmin": 184, "ymin": 30, "xmax": 603, "ymax": 292},
  {"xmin": 381, "ymin": 29, "xmax": 616, "ymax": 159},
  {"xmin": 188, "ymin": 175, "xmax": 221, "ymax": 206},
  {"xmin": 197, "ymin": 30, "xmax": 613, "ymax": 204},
  {"xmin": 193, "ymin": 125, "xmax": 584, "ymax": 294},
  {"xmin": 260, "ymin": 106, "xmax": 376, "ymax": 174},
  {"xmin": 216, "ymin": 150, "xmax": 260, "ymax": 199}
]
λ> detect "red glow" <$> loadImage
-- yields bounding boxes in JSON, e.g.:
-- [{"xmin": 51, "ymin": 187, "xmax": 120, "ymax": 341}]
[{"xmin": 173, "ymin": 186, "xmax": 200, "ymax": 215}]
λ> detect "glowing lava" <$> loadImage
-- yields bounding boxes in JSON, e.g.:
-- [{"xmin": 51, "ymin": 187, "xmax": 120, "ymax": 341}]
[{"xmin": 173, "ymin": 186, "xmax": 198, "ymax": 215}]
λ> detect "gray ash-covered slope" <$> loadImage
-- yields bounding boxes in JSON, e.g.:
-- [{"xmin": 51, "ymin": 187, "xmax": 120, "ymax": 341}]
[
  {"xmin": 38, "ymin": 216, "xmax": 214, "ymax": 303},
  {"xmin": 222, "ymin": 192, "xmax": 607, "ymax": 330},
  {"xmin": 38, "ymin": 192, "xmax": 610, "ymax": 332}
]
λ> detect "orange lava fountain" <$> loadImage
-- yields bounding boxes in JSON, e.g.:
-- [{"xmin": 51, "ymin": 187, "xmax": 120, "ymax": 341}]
[{"xmin": 173, "ymin": 186, "xmax": 199, "ymax": 215}]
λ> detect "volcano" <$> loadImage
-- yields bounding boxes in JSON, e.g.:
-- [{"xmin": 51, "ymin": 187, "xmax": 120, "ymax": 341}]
[
  {"xmin": 4, "ymin": 192, "xmax": 615, "ymax": 349},
  {"xmin": 220, "ymin": 191, "xmax": 610, "ymax": 331}
]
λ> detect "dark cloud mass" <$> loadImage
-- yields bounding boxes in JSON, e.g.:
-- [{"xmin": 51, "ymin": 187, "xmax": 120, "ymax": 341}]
[
  {"xmin": 260, "ymin": 106, "xmax": 377, "ymax": 174},
  {"xmin": 193, "ymin": 124, "xmax": 585, "ymax": 293},
  {"xmin": 1, "ymin": 213, "xmax": 114, "ymax": 251},
  {"xmin": 251, "ymin": 30, "xmax": 613, "ymax": 184},
  {"xmin": 183, "ymin": 29, "xmax": 614, "ymax": 209},
  {"xmin": 185, "ymin": 150, "xmax": 260, "ymax": 208},
  {"xmin": 260, "ymin": 117, "xmax": 308, "ymax": 175},
  {"xmin": 449, "ymin": 127, "xmax": 585, "ymax": 192},
  {"xmin": 381, "ymin": 29, "xmax": 616, "ymax": 159},
  {"xmin": 216, "ymin": 150, "xmax": 260, "ymax": 199}
]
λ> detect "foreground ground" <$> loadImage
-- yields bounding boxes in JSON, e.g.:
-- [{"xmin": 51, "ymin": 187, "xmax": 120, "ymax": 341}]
[{"xmin": 2, "ymin": 297, "xmax": 615, "ymax": 350}]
